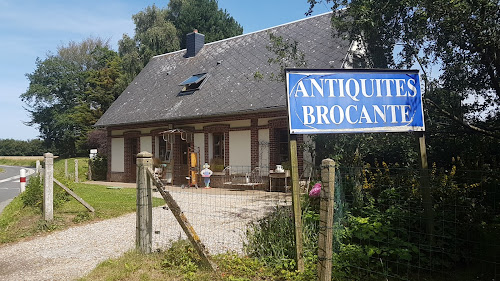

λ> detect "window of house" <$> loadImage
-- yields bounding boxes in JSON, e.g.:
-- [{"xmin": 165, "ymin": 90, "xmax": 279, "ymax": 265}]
[
  {"xmin": 212, "ymin": 132, "xmax": 224, "ymax": 160},
  {"xmin": 277, "ymin": 128, "xmax": 289, "ymax": 164},
  {"xmin": 157, "ymin": 136, "xmax": 172, "ymax": 162},
  {"xmin": 178, "ymin": 72, "xmax": 208, "ymax": 95}
]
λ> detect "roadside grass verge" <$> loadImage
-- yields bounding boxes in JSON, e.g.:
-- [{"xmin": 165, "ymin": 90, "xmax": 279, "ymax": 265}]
[
  {"xmin": 0, "ymin": 156, "xmax": 89, "ymax": 182},
  {"xmin": 79, "ymin": 240, "xmax": 282, "ymax": 281},
  {"xmin": 0, "ymin": 158, "xmax": 37, "ymax": 167},
  {"xmin": 0, "ymin": 182, "xmax": 164, "ymax": 244}
]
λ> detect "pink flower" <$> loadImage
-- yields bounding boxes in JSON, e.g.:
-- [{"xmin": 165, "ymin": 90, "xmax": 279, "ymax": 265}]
[{"xmin": 309, "ymin": 183, "xmax": 321, "ymax": 198}]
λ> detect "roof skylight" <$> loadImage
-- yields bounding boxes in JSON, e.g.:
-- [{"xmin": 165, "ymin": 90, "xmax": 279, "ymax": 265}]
[
  {"xmin": 178, "ymin": 73, "xmax": 208, "ymax": 95},
  {"xmin": 179, "ymin": 73, "xmax": 206, "ymax": 85}
]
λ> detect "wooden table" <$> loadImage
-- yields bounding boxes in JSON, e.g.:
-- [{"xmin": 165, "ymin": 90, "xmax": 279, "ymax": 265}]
[{"xmin": 268, "ymin": 170, "xmax": 290, "ymax": 192}]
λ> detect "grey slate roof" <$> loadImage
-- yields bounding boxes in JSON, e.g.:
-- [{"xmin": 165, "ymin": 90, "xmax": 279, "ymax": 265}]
[{"xmin": 95, "ymin": 12, "xmax": 351, "ymax": 127}]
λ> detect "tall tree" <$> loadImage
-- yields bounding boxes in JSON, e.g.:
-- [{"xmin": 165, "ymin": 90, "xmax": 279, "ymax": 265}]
[
  {"xmin": 167, "ymin": 0, "xmax": 243, "ymax": 48},
  {"xmin": 73, "ymin": 47, "xmax": 127, "ymax": 152},
  {"xmin": 129, "ymin": 5, "xmax": 180, "ymax": 68},
  {"xmin": 21, "ymin": 55, "xmax": 87, "ymax": 156},
  {"xmin": 118, "ymin": 0, "xmax": 243, "ymax": 80},
  {"xmin": 21, "ymin": 38, "xmax": 125, "ymax": 157},
  {"xmin": 308, "ymin": 0, "xmax": 500, "ymax": 138}
]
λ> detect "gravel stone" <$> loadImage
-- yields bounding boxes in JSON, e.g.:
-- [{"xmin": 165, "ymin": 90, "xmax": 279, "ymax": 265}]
[{"xmin": 0, "ymin": 188, "xmax": 289, "ymax": 280}]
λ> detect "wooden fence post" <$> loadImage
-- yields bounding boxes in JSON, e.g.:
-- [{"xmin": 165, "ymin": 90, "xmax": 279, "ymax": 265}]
[
  {"xmin": 318, "ymin": 158, "xmax": 335, "ymax": 281},
  {"xmin": 290, "ymin": 134, "xmax": 305, "ymax": 272},
  {"xmin": 88, "ymin": 159, "xmax": 92, "ymax": 181},
  {"xmin": 53, "ymin": 178, "xmax": 95, "ymax": 212},
  {"xmin": 136, "ymin": 151, "xmax": 153, "ymax": 254},
  {"xmin": 418, "ymin": 133, "xmax": 434, "ymax": 241},
  {"xmin": 74, "ymin": 159, "xmax": 79, "ymax": 183},
  {"xmin": 43, "ymin": 153, "xmax": 54, "ymax": 221}
]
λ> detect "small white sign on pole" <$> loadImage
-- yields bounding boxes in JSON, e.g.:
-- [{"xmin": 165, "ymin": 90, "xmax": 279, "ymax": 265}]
[{"xmin": 89, "ymin": 149, "xmax": 98, "ymax": 159}]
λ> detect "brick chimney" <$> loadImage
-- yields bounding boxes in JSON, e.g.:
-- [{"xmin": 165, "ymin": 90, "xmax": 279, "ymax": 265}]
[{"xmin": 185, "ymin": 29, "xmax": 205, "ymax": 58}]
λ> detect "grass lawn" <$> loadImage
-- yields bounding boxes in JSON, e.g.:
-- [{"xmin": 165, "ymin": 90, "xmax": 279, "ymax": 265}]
[
  {"xmin": 79, "ymin": 240, "xmax": 283, "ymax": 281},
  {"xmin": 0, "ymin": 182, "xmax": 164, "ymax": 244},
  {"xmin": 53, "ymin": 157, "xmax": 89, "ymax": 182}
]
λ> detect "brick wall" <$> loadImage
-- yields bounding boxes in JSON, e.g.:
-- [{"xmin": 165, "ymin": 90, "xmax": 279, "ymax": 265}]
[
  {"xmin": 106, "ymin": 129, "xmax": 112, "ymax": 181},
  {"xmin": 251, "ymin": 118, "xmax": 259, "ymax": 169},
  {"xmin": 105, "ymin": 110, "xmax": 308, "ymax": 184}
]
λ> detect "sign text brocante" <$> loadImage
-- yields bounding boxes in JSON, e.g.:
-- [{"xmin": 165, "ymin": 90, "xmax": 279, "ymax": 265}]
[{"xmin": 286, "ymin": 69, "xmax": 425, "ymax": 134}]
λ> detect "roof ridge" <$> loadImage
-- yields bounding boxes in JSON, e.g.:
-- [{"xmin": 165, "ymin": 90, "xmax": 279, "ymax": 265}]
[{"xmin": 153, "ymin": 11, "xmax": 333, "ymax": 59}]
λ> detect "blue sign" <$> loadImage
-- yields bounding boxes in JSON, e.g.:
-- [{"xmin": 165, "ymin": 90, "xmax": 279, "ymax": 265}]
[{"xmin": 286, "ymin": 69, "xmax": 425, "ymax": 134}]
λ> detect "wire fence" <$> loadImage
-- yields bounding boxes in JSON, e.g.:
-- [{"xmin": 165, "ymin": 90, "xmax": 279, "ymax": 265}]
[
  {"xmin": 332, "ymin": 164, "xmax": 500, "ymax": 280},
  {"xmin": 146, "ymin": 162, "xmax": 499, "ymax": 280},
  {"xmin": 150, "ymin": 165, "xmax": 292, "ymax": 254}
]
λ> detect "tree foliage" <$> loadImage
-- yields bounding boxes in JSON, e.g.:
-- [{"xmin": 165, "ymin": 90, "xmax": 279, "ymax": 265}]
[
  {"xmin": 308, "ymin": 0, "xmax": 500, "ymax": 135},
  {"xmin": 119, "ymin": 0, "xmax": 243, "ymax": 80},
  {"xmin": 167, "ymin": 0, "xmax": 243, "ymax": 48},
  {"xmin": 21, "ymin": 38, "xmax": 126, "ymax": 157},
  {"xmin": 22, "ymin": 2, "xmax": 242, "ymax": 157},
  {"xmin": 305, "ymin": 0, "xmax": 500, "ymax": 168},
  {"xmin": 0, "ymin": 139, "xmax": 45, "ymax": 156}
]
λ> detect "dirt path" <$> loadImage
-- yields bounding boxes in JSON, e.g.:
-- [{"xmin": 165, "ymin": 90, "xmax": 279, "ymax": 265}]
[{"xmin": 0, "ymin": 188, "xmax": 289, "ymax": 280}]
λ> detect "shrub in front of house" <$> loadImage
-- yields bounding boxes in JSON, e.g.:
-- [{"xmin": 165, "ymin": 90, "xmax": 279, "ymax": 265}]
[{"xmin": 89, "ymin": 154, "xmax": 107, "ymax": 181}]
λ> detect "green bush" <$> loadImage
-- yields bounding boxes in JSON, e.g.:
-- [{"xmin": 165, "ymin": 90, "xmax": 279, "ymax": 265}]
[
  {"xmin": 161, "ymin": 240, "xmax": 204, "ymax": 280},
  {"xmin": 21, "ymin": 174, "xmax": 70, "ymax": 210},
  {"xmin": 89, "ymin": 154, "xmax": 107, "ymax": 180},
  {"xmin": 21, "ymin": 175, "xmax": 44, "ymax": 209},
  {"xmin": 245, "ymin": 205, "xmax": 295, "ymax": 267}
]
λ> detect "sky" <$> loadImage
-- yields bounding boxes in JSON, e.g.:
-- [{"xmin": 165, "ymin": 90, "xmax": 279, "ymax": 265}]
[{"xmin": 0, "ymin": 0, "xmax": 332, "ymax": 141}]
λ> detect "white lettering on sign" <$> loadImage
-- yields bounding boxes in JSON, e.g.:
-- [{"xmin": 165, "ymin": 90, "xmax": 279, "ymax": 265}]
[
  {"xmin": 302, "ymin": 104, "xmax": 414, "ymax": 125},
  {"xmin": 294, "ymin": 78, "xmax": 418, "ymax": 100}
]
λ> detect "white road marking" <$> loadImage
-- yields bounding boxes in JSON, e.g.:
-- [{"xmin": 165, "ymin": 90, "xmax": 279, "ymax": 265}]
[
  {"xmin": 0, "ymin": 175, "xmax": 20, "ymax": 184},
  {"xmin": 0, "ymin": 168, "xmax": 35, "ymax": 184}
]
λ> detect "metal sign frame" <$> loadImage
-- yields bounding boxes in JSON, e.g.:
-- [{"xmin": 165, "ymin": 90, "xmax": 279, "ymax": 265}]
[{"xmin": 286, "ymin": 69, "xmax": 425, "ymax": 134}]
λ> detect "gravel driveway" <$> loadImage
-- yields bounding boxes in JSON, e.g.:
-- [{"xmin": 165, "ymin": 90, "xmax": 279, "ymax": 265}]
[{"xmin": 0, "ymin": 187, "xmax": 289, "ymax": 280}]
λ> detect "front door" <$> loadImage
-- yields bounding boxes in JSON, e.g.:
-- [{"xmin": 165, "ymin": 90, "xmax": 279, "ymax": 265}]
[{"xmin": 172, "ymin": 136, "xmax": 190, "ymax": 185}]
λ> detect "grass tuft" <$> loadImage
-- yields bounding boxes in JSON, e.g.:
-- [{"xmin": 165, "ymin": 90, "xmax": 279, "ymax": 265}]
[{"xmin": 80, "ymin": 240, "xmax": 281, "ymax": 281}]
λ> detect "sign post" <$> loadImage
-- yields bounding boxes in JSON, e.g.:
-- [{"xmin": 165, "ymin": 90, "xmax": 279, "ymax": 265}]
[
  {"xmin": 285, "ymin": 69, "xmax": 427, "ymax": 279},
  {"xmin": 289, "ymin": 134, "xmax": 304, "ymax": 272}
]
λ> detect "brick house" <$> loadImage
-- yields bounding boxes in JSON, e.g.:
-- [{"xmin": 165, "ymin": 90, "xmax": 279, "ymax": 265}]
[{"xmin": 95, "ymin": 12, "xmax": 354, "ymax": 187}]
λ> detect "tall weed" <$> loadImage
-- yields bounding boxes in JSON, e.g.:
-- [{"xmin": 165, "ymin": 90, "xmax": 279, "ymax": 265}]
[{"xmin": 244, "ymin": 197, "xmax": 319, "ymax": 279}]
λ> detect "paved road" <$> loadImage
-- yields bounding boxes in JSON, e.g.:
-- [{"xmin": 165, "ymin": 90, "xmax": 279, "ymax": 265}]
[{"xmin": 0, "ymin": 166, "xmax": 35, "ymax": 214}]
